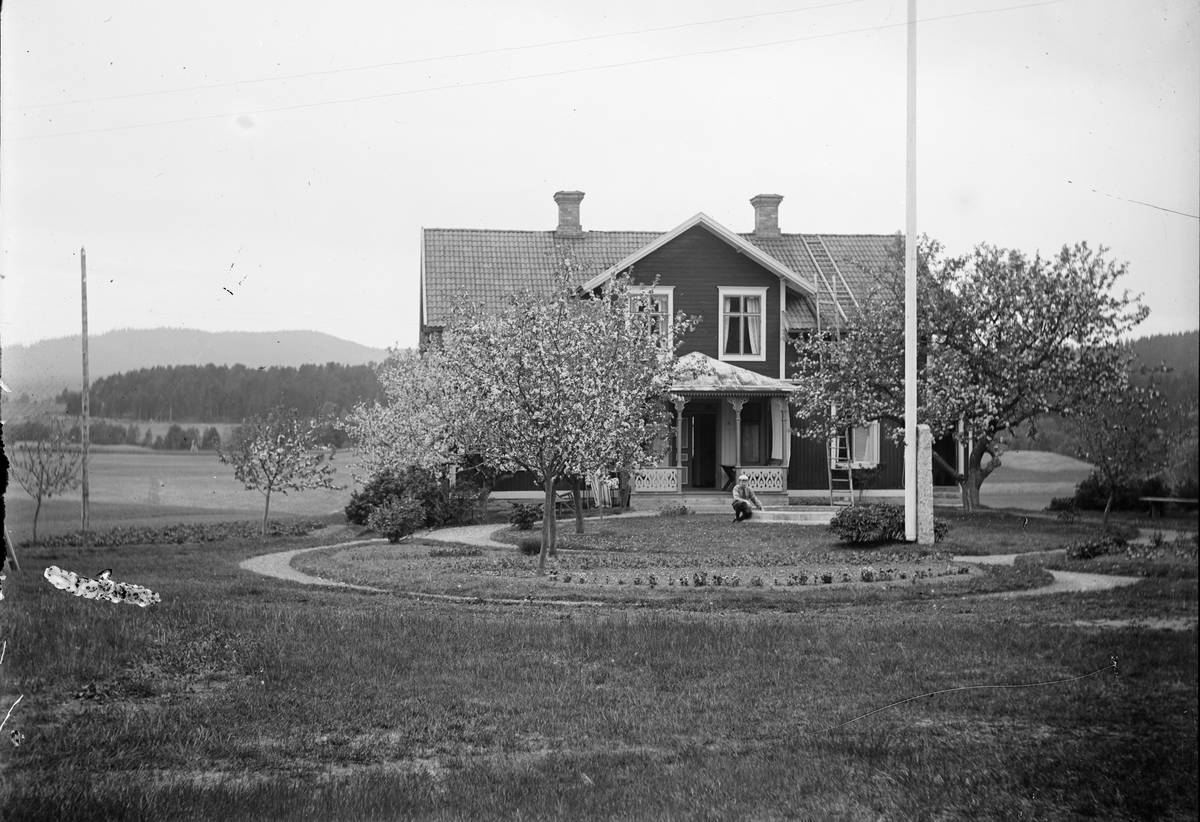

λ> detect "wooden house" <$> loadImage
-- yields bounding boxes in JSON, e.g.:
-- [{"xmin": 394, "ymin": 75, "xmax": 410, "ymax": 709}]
[{"xmin": 420, "ymin": 191, "xmax": 962, "ymax": 504}]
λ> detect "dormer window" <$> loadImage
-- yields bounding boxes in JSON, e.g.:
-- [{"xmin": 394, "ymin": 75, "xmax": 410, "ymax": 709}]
[
  {"xmin": 629, "ymin": 286, "xmax": 673, "ymax": 341},
  {"xmin": 718, "ymin": 287, "xmax": 767, "ymax": 361}
]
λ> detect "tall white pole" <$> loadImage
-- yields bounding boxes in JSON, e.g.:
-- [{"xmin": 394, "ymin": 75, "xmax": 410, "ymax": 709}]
[
  {"xmin": 904, "ymin": 0, "xmax": 918, "ymax": 541},
  {"xmin": 81, "ymin": 247, "xmax": 91, "ymax": 543}
]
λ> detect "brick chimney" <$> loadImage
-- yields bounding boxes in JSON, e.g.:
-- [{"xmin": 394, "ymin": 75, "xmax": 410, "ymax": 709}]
[
  {"xmin": 750, "ymin": 194, "xmax": 784, "ymax": 238},
  {"xmin": 554, "ymin": 190, "xmax": 585, "ymax": 237}
]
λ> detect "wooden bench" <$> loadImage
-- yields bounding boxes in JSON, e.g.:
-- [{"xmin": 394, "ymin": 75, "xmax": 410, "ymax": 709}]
[{"xmin": 1139, "ymin": 497, "xmax": 1200, "ymax": 518}]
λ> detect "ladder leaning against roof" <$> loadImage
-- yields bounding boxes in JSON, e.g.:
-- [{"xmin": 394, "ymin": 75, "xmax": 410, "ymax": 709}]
[{"xmin": 802, "ymin": 236, "xmax": 856, "ymax": 506}]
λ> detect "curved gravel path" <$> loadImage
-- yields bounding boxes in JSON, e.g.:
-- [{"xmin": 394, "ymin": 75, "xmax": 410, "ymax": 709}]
[
  {"xmin": 242, "ymin": 525, "xmax": 1146, "ymax": 601},
  {"xmin": 952, "ymin": 551, "xmax": 1142, "ymax": 597}
]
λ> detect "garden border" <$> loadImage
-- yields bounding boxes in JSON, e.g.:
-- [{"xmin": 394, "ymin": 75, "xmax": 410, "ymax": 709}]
[{"xmin": 240, "ymin": 523, "xmax": 1147, "ymax": 605}]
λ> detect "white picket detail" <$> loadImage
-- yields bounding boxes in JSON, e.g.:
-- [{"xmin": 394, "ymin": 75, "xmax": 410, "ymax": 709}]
[
  {"xmin": 738, "ymin": 466, "xmax": 786, "ymax": 493},
  {"xmin": 633, "ymin": 468, "xmax": 681, "ymax": 492}
]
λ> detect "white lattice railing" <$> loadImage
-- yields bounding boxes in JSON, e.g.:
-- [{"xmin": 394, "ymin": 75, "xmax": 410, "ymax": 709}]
[
  {"xmin": 633, "ymin": 467, "xmax": 681, "ymax": 493},
  {"xmin": 737, "ymin": 466, "xmax": 786, "ymax": 493}
]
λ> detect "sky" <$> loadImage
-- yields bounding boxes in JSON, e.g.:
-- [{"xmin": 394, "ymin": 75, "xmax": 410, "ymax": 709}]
[{"xmin": 1, "ymin": 0, "xmax": 1197, "ymax": 354}]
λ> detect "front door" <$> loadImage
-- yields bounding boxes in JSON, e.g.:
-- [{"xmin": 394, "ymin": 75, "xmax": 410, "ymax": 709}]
[{"xmin": 685, "ymin": 409, "xmax": 717, "ymax": 488}]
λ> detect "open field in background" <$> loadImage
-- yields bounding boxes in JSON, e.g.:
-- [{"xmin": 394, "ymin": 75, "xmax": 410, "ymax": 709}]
[
  {"xmin": 0, "ymin": 517, "xmax": 1196, "ymax": 821},
  {"xmin": 977, "ymin": 450, "xmax": 1096, "ymax": 511},
  {"xmin": 4, "ymin": 450, "xmax": 364, "ymax": 546}
]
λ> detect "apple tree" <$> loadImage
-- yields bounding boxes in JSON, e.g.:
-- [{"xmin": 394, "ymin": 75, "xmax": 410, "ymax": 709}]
[{"xmin": 791, "ymin": 238, "xmax": 1148, "ymax": 510}]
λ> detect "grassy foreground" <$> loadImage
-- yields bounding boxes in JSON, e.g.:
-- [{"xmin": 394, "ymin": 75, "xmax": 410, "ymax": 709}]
[{"xmin": 0, "ymin": 517, "xmax": 1196, "ymax": 821}]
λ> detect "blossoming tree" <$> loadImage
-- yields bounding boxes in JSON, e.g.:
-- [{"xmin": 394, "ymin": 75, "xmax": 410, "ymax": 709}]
[
  {"xmin": 344, "ymin": 347, "xmax": 461, "ymax": 479},
  {"xmin": 791, "ymin": 238, "xmax": 1147, "ymax": 510},
  {"xmin": 434, "ymin": 269, "xmax": 693, "ymax": 572},
  {"xmin": 219, "ymin": 406, "xmax": 340, "ymax": 535}
]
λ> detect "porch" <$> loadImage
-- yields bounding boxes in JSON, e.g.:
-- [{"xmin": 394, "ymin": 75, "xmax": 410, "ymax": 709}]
[{"xmin": 633, "ymin": 352, "xmax": 796, "ymax": 500}]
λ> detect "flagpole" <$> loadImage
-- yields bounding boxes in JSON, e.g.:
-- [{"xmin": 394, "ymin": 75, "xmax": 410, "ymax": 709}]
[
  {"xmin": 81, "ymin": 247, "xmax": 91, "ymax": 545},
  {"xmin": 904, "ymin": 0, "xmax": 918, "ymax": 541}
]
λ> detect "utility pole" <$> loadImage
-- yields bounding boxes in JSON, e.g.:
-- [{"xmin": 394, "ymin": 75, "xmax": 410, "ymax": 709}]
[
  {"xmin": 904, "ymin": 0, "xmax": 918, "ymax": 541},
  {"xmin": 81, "ymin": 247, "xmax": 91, "ymax": 545}
]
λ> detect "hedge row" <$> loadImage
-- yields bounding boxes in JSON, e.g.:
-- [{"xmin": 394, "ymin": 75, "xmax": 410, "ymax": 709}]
[{"xmin": 30, "ymin": 520, "xmax": 327, "ymax": 548}]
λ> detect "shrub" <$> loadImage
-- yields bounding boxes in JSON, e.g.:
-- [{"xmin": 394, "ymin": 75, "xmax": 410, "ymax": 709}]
[
  {"xmin": 516, "ymin": 536, "xmax": 542, "ymax": 556},
  {"xmin": 366, "ymin": 497, "xmax": 425, "ymax": 543},
  {"xmin": 1064, "ymin": 526, "xmax": 1131, "ymax": 560},
  {"xmin": 346, "ymin": 469, "xmax": 411, "ymax": 525},
  {"xmin": 830, "ymin": 503, "xmax": 950, "ymax": 544},
  {"xmin": 508, "ymin": 503, "xmax": 542, "ymax": 531},
  {"xmin": 829, "ymin": 504, "xmax": 905, "ymax": 543},
  {"xmin": 347, "ymin": 467, "xmax": 487, "ymax": 528},
  {"xmin": 428, "ymin": 546, "xmax": 483, "ymax": 558},
  {"xmin": 658, "ymin": 503, "xmax": 690, "ymax": 517},
  {"xmin": 861, "ymin": 566, "xmax": 877, "ymax": 582},
  {"xmin": 933, "ymin": 518, "xmax": 950, "ymax": 543}
]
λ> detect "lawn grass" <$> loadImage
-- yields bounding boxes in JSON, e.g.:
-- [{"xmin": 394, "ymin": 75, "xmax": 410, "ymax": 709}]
[{"xmin": 1, "ymin": 514, "xmax": 1196, "ymax": 821}]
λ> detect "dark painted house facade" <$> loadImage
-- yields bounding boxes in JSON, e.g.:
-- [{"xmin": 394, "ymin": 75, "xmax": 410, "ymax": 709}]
[{"xmin": 420, "ymin": 191, "xmax": 960, "ymax": 500}]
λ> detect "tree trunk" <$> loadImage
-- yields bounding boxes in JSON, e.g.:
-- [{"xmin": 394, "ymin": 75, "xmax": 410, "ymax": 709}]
[
  {"xmin": 261, "ymin": 488, "xmax": 272, "ymax": 537},
  {"xmin": 571, "ymin": 477, "xmax": 584, "ymax": 534},
  {"xmin": 32, "ymin": 496, "xmax": 43, "ymax": 544},
  {"xmin": 963, "ymin": 438, "xmax": 1000, "ymax": 513},
  {"xmin": 538, "ymin": 475, "xmax": 556, "ymax": 575}
]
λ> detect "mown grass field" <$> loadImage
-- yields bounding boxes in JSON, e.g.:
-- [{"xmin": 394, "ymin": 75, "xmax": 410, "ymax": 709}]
[
  {"xmin": 3, "ymin": 449, "xmax": 363, "ymax": 546},
  {"xmin": 1, "ymin": 503, "xmax": 1196, "ymax": 821}
]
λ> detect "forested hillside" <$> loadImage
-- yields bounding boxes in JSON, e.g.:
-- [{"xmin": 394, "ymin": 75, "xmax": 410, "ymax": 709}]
[
  {"xmin": 1012, "ymin": 330, "xmax": 1198, "ymax": 453},
  {"xmin": 57, "ymin": 362, "xmax": 383, "ymax": 423},
  {"xmin": 2, "ymin": 328, "xmax": 389, "ymax": 401}
]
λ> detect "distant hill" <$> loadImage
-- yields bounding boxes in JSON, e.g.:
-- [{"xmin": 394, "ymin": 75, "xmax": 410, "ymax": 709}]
[
  {"xmin": 2, "ymin": 328, "xmax": 392, "ymax": 401},
  {"xmin": 1131, "ymin": 329, "xmax": 1198, "ymax": 378}
]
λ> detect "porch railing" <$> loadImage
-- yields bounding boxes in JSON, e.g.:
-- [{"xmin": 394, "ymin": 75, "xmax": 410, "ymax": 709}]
[
  {"xmin": 737, "ymin": 465, "xmax": 786, "ymax": 493},
  {"xmin": 632, "ymin": 467, "xmax": 681, "ymax": 493}
]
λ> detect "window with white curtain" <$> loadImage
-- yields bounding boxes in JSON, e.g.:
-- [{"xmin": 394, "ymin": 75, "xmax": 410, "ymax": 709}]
[{"xmin": 718, "ymin": 287, "xmax": 767, "ymax": 361}]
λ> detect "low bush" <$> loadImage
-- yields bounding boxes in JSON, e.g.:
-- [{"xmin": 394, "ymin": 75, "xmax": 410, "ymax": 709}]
[
  {"xmin": 829, "ymin": 504, "xmax": 904, "ymax": 543},
  {"xmin": 508, "ymin": 503, "xmax": 542, "ymax": 531},
  {"xmin": 366, "ymin": 497, "xmax": 426, "ymax": 543},
  {"xmin": 428, "ymin": 545, "xmax": 483, "ymax": 558},
  {"xmin": 934, "ymin": 519, "xmax": 951, "ymax": 542},
  {"xmin": 830, "ymin": 503, "xmax": 950, "ymax": 544},
  {"xmin": 346, "ymin": 467, "xmax": 489, "ymax": 528},
  {"xmin": 29, "ymin": 519, "xmax": 326, "ymax": 548},
  {"xmin": 658, "ymin": 503, "xmax": 690, "ymax": 517},
  {"xmin": 1064, "ymin": 525, "xmax": 1132, "ymax": 560},
  {"xmin": 516, "ymin": 536, "xmax": 543, "ymax": 556}
]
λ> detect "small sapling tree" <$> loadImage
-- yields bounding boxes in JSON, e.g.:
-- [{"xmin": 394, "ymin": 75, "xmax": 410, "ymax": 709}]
[
  {"xmin": 219, "ymin": 406, "xmax": 340, "ymax": 536},
  {"xmin": 5, "ymin": 418, "xmax": 83, "ymax": 544}
]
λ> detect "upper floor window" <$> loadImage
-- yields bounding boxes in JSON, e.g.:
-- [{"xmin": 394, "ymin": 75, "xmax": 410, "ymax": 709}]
[
  {"xmin": 629, "ymin": 286, "xmax": 673, "ymax": 342},
  {"xmin": 718, "ymin": 287, "xmax": 767, "ymax": 361}
]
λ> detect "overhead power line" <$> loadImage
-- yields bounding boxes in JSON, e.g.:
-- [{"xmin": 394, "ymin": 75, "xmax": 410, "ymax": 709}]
[
  {"xmin": 15, "ymin": 0, "xmax": 873, "ymax": 111},
  {"xmin": 13, "ymin": 0, "xmax": 1078, "ymax": 142}
]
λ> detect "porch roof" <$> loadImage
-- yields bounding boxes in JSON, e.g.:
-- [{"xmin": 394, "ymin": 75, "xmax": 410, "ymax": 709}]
[{"xmin": 670, "ymin": 352, "xmax": 796, "ymax": 397}]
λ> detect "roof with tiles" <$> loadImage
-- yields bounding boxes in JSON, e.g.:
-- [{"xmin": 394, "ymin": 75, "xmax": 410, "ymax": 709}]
[{"xmin": 422, "ymin": 221, "xmax": 900, "ymax": 332}]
